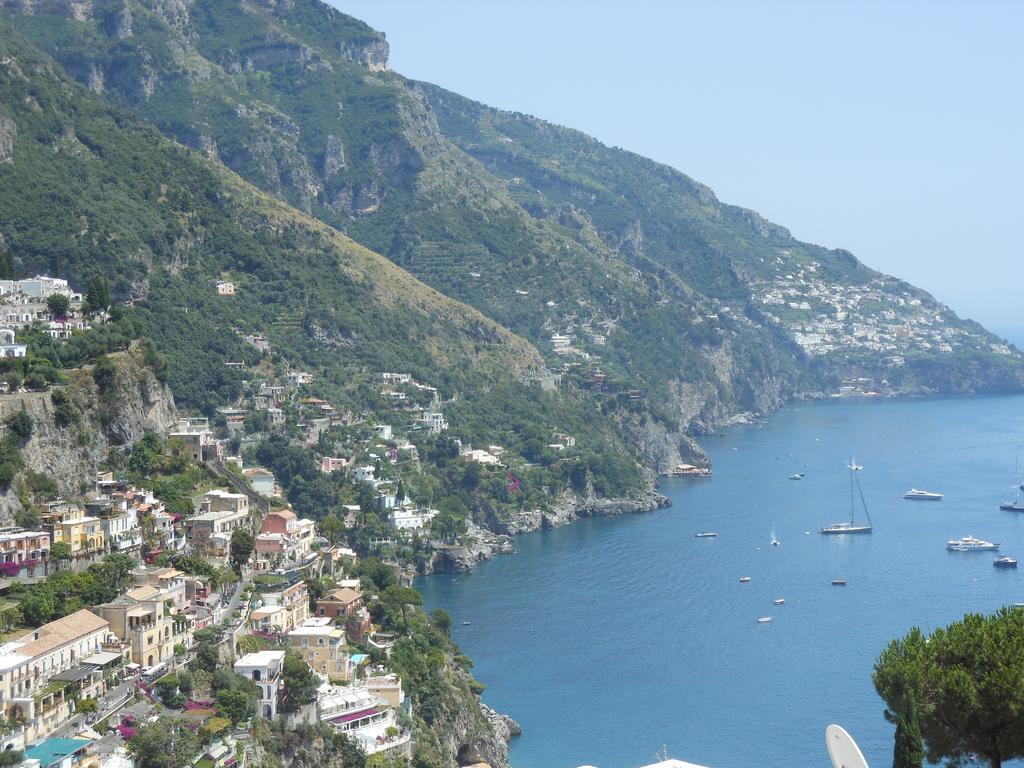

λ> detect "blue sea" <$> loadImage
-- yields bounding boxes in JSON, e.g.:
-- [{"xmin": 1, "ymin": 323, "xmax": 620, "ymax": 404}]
[{"xmin": 417, "ymin": 394, "xmax": 1024, "ymax": 768}]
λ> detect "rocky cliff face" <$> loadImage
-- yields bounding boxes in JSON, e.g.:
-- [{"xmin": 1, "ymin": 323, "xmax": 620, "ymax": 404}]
[
  {"xmin": 0, "ymin": 348, "xmax": 176, "ymax": 522},
  {"xmin": 0, "ymin": 110, "xmax": 14, "ymax": 163}
]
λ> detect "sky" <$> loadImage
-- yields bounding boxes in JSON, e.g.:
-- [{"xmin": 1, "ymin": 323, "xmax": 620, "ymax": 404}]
[{"xmin": 334, "ymin": 1, "xmax": 1022, "ymax": 334}]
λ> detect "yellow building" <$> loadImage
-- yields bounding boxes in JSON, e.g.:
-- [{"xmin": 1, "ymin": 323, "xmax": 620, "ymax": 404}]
[
  {"xmin": 286, "ymin": 619, "xmax": 349, "ymax": 681},
  {"xmin": 96, "ymin": 585, "xmax": 194, "ymax": 668},
  {"xmin": 44, "ymin": 505, "xmax": 104, "ymax": 558}
]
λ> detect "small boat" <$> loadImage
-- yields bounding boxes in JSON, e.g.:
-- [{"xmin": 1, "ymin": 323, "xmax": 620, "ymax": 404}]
[
  {"xmin": 462, "ymin": 621, "xmax": 471, "ymax": 625},
  {"xmin": 947, "ymin": 536, "xmax": 999, "ymax": 552},
  {"xmin": 739, "ymin": 576, "xmax": 751, "ymax": 583},
  {"xmin": 832, "ymin": 579, "xmax": 847, "ymax": 586},
  {"xmin": 757, "ymin": 616, "xmax": 773, "ymax": 623},
  {"xmin": 694, "ymin": 531, "xmax": 717, "ymax": 538},
  {"xmin": 789, "ymin": 473, "xmax": 805, "ymax": 480},
  {"xmin": 994, "ymin": 557, "xmax": 1018, "ymax": 568},
  {"xmin": 821, "ymin": 459, "xmax": 873, "ymax": 534},
  {"xmin": 903, "ymin": 488, "xmax": 943, "ymax": 501},
  {"xmin": 770, "ymin": 526, "xmax": 780, "ymax": 547},
  {"xmin": 772, "ymin": 598, "xmax": 785, "ymax": 605}
]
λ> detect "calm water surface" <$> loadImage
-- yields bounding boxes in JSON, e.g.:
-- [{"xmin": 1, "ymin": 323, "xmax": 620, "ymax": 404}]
[{"xmin": 417, "ymin": 395, "xmax": 1024, "ymax": 768}]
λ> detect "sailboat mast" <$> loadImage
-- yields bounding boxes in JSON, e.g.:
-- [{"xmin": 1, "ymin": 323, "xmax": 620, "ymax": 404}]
[{"xmin": 849, "ymin": 459, "xmax": 856, "ymax": 523}]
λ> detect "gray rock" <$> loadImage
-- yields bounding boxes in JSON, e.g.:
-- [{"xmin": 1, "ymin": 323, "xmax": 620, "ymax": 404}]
[{"xmin": 0, "ymin": 111, "xmax": 15, "ymax": 164}]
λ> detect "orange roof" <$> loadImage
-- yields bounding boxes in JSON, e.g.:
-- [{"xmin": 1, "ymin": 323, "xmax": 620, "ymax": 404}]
[{"xmin": 17, "ymin": 609, "xmax": 109, "ymax": 658}]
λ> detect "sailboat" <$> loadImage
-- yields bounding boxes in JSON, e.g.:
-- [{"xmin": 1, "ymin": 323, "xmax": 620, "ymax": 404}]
[
  {"xmin": 999, "ymin": 457, "xmax": 1024, "ymax": 512},
  {"xmin": 820, "ymin": 459, "xmax": 873, "ymax": 534}
]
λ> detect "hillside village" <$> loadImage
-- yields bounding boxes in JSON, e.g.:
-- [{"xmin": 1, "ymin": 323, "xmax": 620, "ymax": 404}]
[
  {"xmin": 750, "ymin": 256, "xmax": 1015, "ymax": 363},
  {"xmin": 0, "ymin": 274, "xmax": 540, "ymax": 768}
]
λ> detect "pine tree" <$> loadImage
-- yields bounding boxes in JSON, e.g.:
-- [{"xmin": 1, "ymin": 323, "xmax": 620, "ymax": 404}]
[{"xmin": 893, "ymin": 696, "xmax": 924, "ymax": 768}]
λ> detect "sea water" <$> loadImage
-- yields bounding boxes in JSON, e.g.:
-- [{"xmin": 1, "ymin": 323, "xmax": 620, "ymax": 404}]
[{"xmin": 417, "ymin": 394, "xmax": 1024, "ymax": 768}]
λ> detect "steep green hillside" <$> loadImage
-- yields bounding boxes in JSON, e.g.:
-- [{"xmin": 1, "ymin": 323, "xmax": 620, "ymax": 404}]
[
  {"xmin": 2, "ymin": 0, "xmax": 1021, "ymax": 472},
  {"xmin": 0, "ymin": 23, "xmax": 644, "ymax": 497}
]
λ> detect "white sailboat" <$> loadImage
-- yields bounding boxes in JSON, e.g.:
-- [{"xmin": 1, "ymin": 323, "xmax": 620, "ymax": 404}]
[
  {"xmin": 1000, "ymin": 457, "xmax": 1024, "ymax": 512},
  {"xmin": 820, "ymin": 459, "xmax": 873, "ymax": 535}
]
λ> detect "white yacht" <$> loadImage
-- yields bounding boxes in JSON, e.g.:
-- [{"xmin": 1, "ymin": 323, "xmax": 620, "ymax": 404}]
[
  {"xmin": 903, "ymin": 488, "xmax": 943, "ymax": 501},
  {"xmin": 946, "ymin": 535, "xmax": 999, "ymax": 552}
]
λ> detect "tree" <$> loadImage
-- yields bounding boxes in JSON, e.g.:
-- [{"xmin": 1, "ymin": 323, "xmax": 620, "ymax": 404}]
[
  {"xmin": 430, "ymin": 608, "xmax": 452, "ymax": 637},
  {"xmin": 85, "ymin": 277, "xmax": 110, "ymax": 315},
  {"xmin": 155, "ymin": 674, "xmax": 186, "ymax": 708},
  {"xmin": 216, "ymin": 689, "xmax": 256, "ymax": 724},
  {"xmin": 380, "ymin": 585, "xmax": 422, "ymax": 634},
  {"xmin": 229, "ymin": 528, "xmax": 254, "ymax": 573},
  {"xmin": 49, "ymin": 541, "xmax": 71, "ymax": 565},
  {"xmin": 893, "ymin": 696, "xmax": 924, "ymax": 768},
  {"xmin": 320, "ymin": 512, "xmax": 344, "ymax": 544},
  {"xmin": 129, "ymin": 718, "xmax": 199, "ymax": 768},
  {"xmin": 5, "ymin": 409, "xmax": 32, "ymax": 440},
  {"xmin": 75, "ymin": 697, "xmax": 98, "ymax": 714},
  {"xmin": 874, "ymin": 609, "xmax": 1024, "ymax": 768},
  {"xmin": 46, "ymin": 293, "xmax": 70, "ymax": 318},
  {"xmin": 279, "ymin": 652, "xmax": 318, "ymax": 713}
]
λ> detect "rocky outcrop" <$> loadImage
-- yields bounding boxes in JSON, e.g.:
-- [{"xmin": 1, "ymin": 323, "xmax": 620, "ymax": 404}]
[
  {"xmin": 0, "ymin": 111, "xmax": 15, "ymax": 163},
  {"xmin": 427, "ymin": 522, "xmax": 515, "ymax": 574},
  {"xmin": 0, "ymin": 348, "xmax": 176, "ymax": 522},
  {"xmin": 322, "ymin": 134, "xmax": 346, "ymax": 178}
]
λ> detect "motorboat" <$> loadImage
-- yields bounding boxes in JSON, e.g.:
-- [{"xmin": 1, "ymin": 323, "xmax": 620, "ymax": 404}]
[
  {"xmin": 757, "ymin": 616, "xmax": 773, "ymax": 623},
  {"xmin": 694, "ymin": 531, "xmax": 717, "ymax": 538},
  {"xmin": 789, "ymin": 473, "xmax": 805, "ymax": 480},
  {"xmin": 946, "ymin": 536, "xmax": 999, "ymax": 552},
  {"xmin": 1000, "ymin": 500, "xmax": 1024, "ymax": 512},
  {"xmin": 821, "ymin": 459, "xmax": 873, "ymax": 535},
  {"xmin": 739, "ymin": 576, "xmax": 751, "ymax": 583},
  {"xmin": 772, "ymin": 598, "xmax": 785, "ymax": 605},
  {"xmin": 903, "ymin": 488, "xmax": 943, "ymax": 501},
  {"xmin": 831, "ymin": 579, "xmax": 847, "ymax": 586},
  {"xmin": 994, "ymin": 557, "xmax": 1018, "ymax": 568}
]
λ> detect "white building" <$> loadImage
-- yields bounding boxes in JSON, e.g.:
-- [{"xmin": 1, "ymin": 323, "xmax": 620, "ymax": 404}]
[
  {"xmin": 419, "ymin": 411, "xmax": 448, "ymax": 433},
  {"xmin": 99, "ymin": 503, "xmax": 142, "ymax": 553},
  {"xmin": 373, "ymin": 424, "xmax": 393, "ymax": 441},
  {"xmin": 0, "ymin": 328, "xmax": 26, "ymax": 358},
  {"xmin": 320, "ymin": 683, "xmax": 410, "ymax": 757},
  {"xmin": 387, "ymin": 508, "xmax": 438, "ymax": 531},
  {"xmin": 354, "ymin": 466, "xmax": 377, "ymax": 483},
  {"xmin": 234, "ymin": 650, "xmax": 285, "ymax": 719}
]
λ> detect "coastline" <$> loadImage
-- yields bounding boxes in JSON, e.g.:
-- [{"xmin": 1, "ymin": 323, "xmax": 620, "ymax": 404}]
[{"xmin": 425, "ymin": 486, "xmax": 672, "ymax": 574}]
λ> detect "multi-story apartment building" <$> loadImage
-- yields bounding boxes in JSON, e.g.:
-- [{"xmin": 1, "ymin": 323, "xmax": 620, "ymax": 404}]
[
  {"xmin": 43, "ymin": 504, "xmax": 104, "ymax": 558},
  {"xmin": 0, "ymin": 609, "xmax": 110, "ymax": 740},
  {"xmin": 252, "ymin": 580, "xmax": 309, "ymax": 633},
  {"xmin": 286, "ymin": 619, "xmax": 349, "ymax": 681},
  {"xmin": 254, "ymin": 509, "xmax": 315, "ymax": 568},
  {"xmin": 0, "ymin": 527, "xmax": 50, "ymax": 579},
  {"xmin": 186, "ymin": 491, "xmax": 250, "ymax": 558},
  {"xmin": 234, "ymin": 651, "xmax": 285, "ymax": 719},
  {"xmin": 95, "ymin": 585, "xmax": 193, "ymax": 668}
]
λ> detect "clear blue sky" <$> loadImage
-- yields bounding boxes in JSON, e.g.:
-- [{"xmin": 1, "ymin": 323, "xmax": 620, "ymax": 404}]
[{"xmin": 334, "ymin": 1, "xmax": 1022, "ymax": 334}]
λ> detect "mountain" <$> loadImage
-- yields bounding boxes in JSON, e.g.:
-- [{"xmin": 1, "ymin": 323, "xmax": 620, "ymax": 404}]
[
  {"xmin": 0, "ymin": 19, "xmax": 646, "ymax": 499},
  {"xmin": 2, "ymin": 0, "xmax": 1022, "ymax": 478}
]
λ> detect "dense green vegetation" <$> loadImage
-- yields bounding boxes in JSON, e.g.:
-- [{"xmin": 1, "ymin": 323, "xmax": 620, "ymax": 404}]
[
  {"xmin": 9, "ymin": 553, "xmax": 136, "ymax": 625},
  {"xmin": 0, "ymin": 22, "xmax": 645, "ymax": 502},
  {"xmin": 874, "ymin": 609, "xmax": 1024, "ymax": 768}
]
